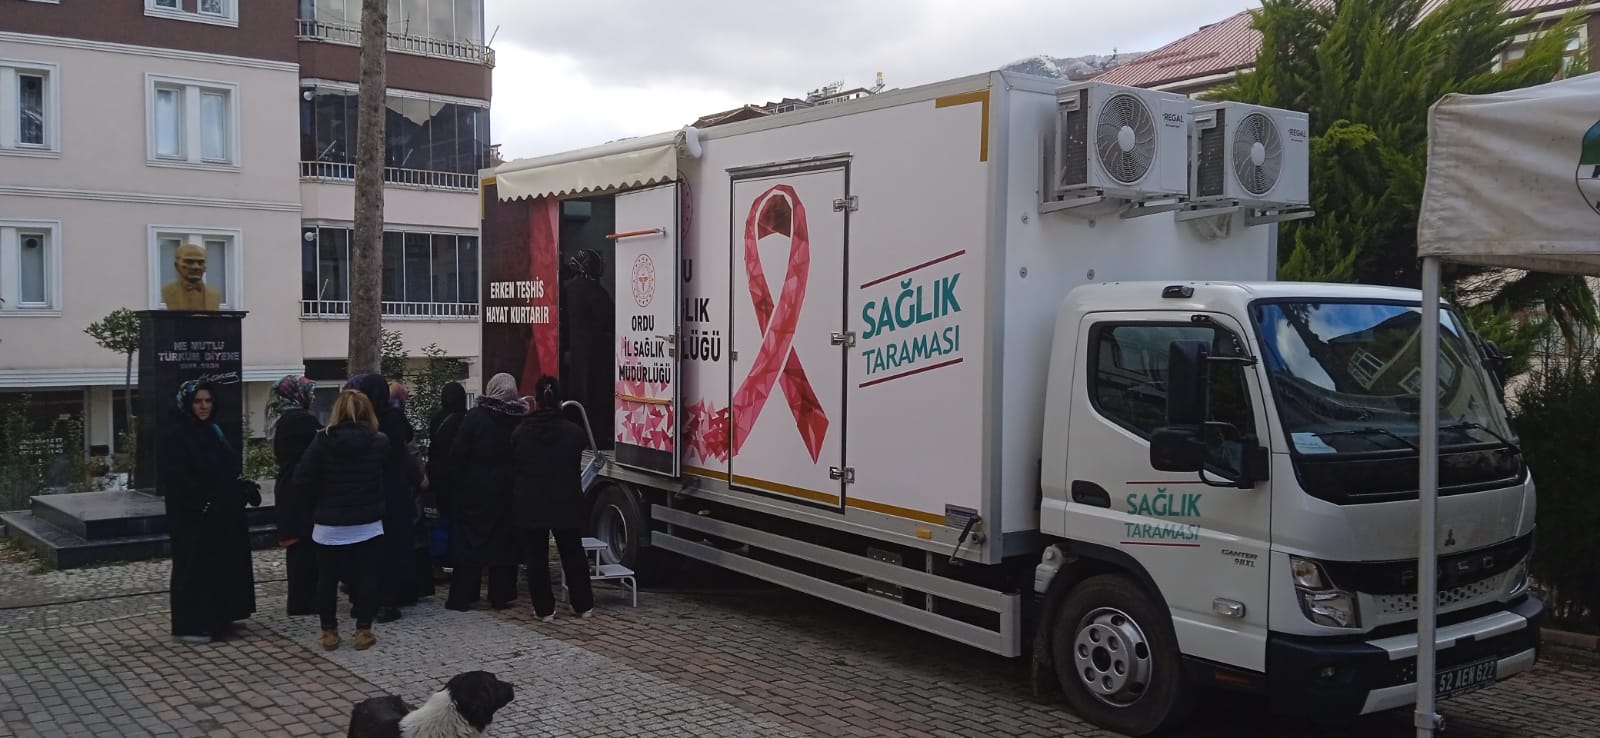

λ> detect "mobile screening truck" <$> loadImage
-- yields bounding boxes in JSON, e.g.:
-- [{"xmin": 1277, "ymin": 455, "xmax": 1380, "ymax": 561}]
[{"xmin": 478, "ymin": 71, "xmax": 1541, "ymax": 735}]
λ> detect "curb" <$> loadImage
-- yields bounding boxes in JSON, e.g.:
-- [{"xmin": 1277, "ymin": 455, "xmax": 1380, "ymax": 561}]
[
  {"xmin": 1541, "ymin": 627, "xmax": 1600, "ymax": 667},
  {"xmin": 1542, "ymin": 626, "xmax": 1600, "ymax": 652}
]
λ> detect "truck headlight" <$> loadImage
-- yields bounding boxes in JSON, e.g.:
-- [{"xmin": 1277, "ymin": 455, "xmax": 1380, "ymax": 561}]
[
  {"xmin": 1290, "ymin": 555, "xmax": 1361, "ymax": 629},
  {"xmin": 1300, "ymin": 590, "xmax": 1361, "ymax": 628}
]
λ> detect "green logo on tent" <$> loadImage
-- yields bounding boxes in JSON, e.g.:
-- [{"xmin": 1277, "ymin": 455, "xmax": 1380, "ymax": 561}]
[{"xmin": 1578, "ymin": 121, "xmax": 1600, "ymax": 215}]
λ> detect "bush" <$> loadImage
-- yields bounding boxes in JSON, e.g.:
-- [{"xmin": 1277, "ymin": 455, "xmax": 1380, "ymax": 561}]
[{"xmin": 1511, "ymin": 344, "xmax": 1600, "ymax": 633}]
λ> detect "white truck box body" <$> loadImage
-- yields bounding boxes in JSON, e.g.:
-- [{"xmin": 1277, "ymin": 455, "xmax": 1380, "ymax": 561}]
[{"xmin": 493, "ymin": 71, "xmax": 1281, "ymax": 564}]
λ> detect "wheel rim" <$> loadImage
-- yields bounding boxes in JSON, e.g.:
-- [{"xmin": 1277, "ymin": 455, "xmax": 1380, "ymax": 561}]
[
  {"xmin": 595, "ymin": 503, "xmax": 629, "ymax": 565},
  {"xmin": 1071, "ymin": 606, "xmax": 1154, "ymax": 708}
]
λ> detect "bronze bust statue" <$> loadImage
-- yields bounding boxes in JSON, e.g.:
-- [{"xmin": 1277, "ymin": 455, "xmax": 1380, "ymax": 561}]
[{"xmin": 161, "ymin": 242, "xmax": 222, "ymax": 311}]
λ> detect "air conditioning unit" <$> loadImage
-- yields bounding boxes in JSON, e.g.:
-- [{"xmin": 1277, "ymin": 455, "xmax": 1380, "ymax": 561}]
[
  {"xmin": 1049, "ymin": 81, "xmax": 1194, "ymax": 205},
  {"xmin": 1189, "ymin": 102, "xmax": 1310, "ymax": 208}
]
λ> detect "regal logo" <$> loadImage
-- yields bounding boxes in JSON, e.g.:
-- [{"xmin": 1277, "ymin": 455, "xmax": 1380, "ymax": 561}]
[{"xmin": 1576, "ymin": 120, "xmax": 1600, "ymax": 215}]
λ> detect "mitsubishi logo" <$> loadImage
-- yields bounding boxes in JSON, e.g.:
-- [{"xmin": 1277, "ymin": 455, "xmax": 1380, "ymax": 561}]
[{"xmin": 1444, "ymin": 528, "xmax": 1457, "ymax": 548}]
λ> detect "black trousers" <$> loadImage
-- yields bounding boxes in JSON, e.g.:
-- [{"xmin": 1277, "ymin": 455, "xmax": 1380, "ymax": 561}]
[
  {"xmin": 284, "ymin": 541, "xmax": 318, "ymax": 617},
  {"xmin": 315, "ymin": 535, "xmax": 383, "ymax": 630},
  {"xmin": 446, "ymin": 563, "xmax": 518, "ymax": 609},
  {"xmin": 524, "ymin": 528, "xmax": 594, "ymax": 617}
]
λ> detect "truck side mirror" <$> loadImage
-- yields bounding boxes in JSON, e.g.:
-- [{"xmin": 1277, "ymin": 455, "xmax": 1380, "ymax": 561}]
[
  {"xmin": 1166, "ymin": 339, "xmax": 1211, "ymax": 426},
  {"xmin": 1480, "ymin": 339, "xmax": 1509, "ymax": 391},
  {"xmin": 1150, "ymin": 427, "xmax": 1206, "ymax": 472}
]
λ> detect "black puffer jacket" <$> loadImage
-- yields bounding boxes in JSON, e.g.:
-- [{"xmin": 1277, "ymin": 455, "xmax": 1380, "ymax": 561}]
[
  {"xmin": 292, "ymin": 421, "xmax": 390, "ymax": 527},
  {"xmin": 510, "ymin": 409, "xmax": 590, "ymax": 530}
]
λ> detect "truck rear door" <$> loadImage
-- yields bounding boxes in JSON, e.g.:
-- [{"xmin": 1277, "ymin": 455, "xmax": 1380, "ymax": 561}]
[{"xmin": 612, "ymin": 183, "xmax": 682, "ymax": 477}]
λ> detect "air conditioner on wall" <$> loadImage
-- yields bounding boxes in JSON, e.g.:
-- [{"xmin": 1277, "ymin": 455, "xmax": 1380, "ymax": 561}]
[
  {"xmin": 1045, "ymin": 81, "xmax": 1195, "ymax": 215},
  {"xmin": 1188, "ymin": 101, "xmax": 1310, "ymax": 209}
]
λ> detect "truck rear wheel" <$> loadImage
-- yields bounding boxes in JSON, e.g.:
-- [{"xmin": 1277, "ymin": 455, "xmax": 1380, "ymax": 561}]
[
  {"xmin": 588, "ymin": 483, "xmax": 680, "ymax": 584},
  {"xmin": 1051, "ymin": 573, "xmax": 1190, "ymax": 736}
]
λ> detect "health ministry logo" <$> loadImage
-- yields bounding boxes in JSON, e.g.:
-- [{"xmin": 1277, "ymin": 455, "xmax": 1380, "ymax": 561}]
[{"xmin": 1578, "ymin": 120, "xmax": 1600, "ymax": 215}]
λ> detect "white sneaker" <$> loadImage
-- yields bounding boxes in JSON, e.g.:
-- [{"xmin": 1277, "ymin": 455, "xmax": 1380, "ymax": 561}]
[
  {"xmin": 577, "ymin": 609, "xmax": 593, "ymax": 619},
  {"xmin": 539, "ymin": 613, "xmax": 554, "ymax": 623}
]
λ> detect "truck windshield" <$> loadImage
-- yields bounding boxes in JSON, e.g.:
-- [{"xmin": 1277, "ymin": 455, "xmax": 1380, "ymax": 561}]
[{"xmin": 1250, "ymin": 301, "xmax": 1513, "ymax": 455}]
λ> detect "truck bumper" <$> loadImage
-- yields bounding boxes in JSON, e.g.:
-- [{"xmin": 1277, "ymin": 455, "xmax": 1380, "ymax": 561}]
[{"xmin": 1266, "ymin": 594, "xmax": 1544, "ymax": 718}]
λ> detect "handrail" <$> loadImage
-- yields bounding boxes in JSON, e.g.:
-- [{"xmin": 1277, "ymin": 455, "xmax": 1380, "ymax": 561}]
[{"xmin": 296, "ymin": 18, "xmax": 494, "ymax": 66}]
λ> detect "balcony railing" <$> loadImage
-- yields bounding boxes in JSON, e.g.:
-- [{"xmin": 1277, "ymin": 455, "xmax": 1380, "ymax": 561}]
[
  {"xmin": 296, "ymin": 19, "xmax": 495, "ymax": 66},
  {"xmin": 300, "ymin": 161, "xmax": 478, "ymax": 191},
  {"xmin": 302, "ymin": 300, "xmax": 480, "ymax": 321}
]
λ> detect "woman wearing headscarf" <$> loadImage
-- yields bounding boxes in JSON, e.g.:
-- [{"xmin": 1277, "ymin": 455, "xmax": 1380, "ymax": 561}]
[
  {"xmin": 425, "ymin": 382, "xmax": 469, "ymax": 575},
  {"xmin": 345, "ymin": 373, "xmax": 419, "ymax": 622},
  {"xmin": 388, "ymin": 380, "xmax": 437, "ymax": 600},
  {"xmin": 444, "ymin": 372, "xmax": 529, "ymax": 610},
  {"xmin": 561, "ymin": 249, "xmax": 615, "ymax": 443},
  {"xmin": 511, "ymin": 376, "xmax": 595, "ymax": 621},
  {"xmin": 160, "ymin": 380, "xmax": 259, "ymax": 644},
  {"xmin": 268, "ymin": 375, "xmax": 323, "ymax": 617}
]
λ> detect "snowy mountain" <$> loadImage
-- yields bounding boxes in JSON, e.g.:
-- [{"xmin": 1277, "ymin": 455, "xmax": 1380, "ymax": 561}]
[{"xmin": 1003, "ymin": 52, "xmax": 1146, "ymax": 80}]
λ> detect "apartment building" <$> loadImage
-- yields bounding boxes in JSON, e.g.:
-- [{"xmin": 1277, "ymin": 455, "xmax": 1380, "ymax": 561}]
[{"xmin": 0, "ymin": 0, "xmax": 492, "ymax": 459}]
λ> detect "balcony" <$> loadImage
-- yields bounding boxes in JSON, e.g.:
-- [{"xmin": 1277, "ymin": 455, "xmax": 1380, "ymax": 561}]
[
  {"xmin": 300, "ymin": 161, "xmax": 478, "ymax": 192},
  {"xmin": 296, "ymin": 19, "xmax": 495, "ymax": 66},
  {"xmin": 301, "ymin": 300, "xmax": 480, "ymax": 321}
]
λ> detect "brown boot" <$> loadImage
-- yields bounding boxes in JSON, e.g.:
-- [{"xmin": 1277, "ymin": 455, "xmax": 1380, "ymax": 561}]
[
  {"xmin": 353, "ymin": 628, "xmax": 377, "ymax": 651},
  {"xmin": 320, "ymin": 629, "xmax": 340, "ymax": 651}
]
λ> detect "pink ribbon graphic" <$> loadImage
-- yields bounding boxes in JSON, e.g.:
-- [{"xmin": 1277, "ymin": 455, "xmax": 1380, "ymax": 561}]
[{"xmin": 731, "ymin": 185, "xmax": 829, "ymax": 463}]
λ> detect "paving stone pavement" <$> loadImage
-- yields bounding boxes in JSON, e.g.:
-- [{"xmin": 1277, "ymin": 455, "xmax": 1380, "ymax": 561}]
[{"xmin": 2, "ymin": 546, "xmax": 1597, "ymax": 737}]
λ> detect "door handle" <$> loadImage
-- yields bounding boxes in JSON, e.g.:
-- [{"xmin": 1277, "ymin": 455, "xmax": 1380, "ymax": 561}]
[{"xmin": 1071, "ymin": 481, "xmax": 1111, "ymax": 508}]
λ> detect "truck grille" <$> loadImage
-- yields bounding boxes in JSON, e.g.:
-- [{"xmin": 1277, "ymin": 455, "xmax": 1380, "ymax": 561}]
[{"xmin": 1372, "ymin": 571, "xmax": 1507, "ymax": 621}]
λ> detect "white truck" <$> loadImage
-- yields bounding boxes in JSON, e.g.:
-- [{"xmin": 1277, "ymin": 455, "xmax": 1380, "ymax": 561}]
[{"xmin": 477, "ymin": 71, "xmax": 1542, "ymax": 735}]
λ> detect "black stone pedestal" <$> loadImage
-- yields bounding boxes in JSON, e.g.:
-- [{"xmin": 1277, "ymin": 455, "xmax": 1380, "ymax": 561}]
[
  {"xmin": 133, "ymin": 310, "xmax": 247, "ymax": 493},
  {"xmin": 0, "ymin": 485, "xmax": 279, "ymax": 569}
]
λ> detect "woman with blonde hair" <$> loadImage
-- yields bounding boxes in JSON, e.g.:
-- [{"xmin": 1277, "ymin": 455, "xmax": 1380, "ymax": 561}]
[{"xmin": 292, "ymin": 389, "xmax": 391, "ymax": 651}]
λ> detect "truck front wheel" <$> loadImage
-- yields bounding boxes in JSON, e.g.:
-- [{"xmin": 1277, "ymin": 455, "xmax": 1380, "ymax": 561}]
[{"xmin": 1051, "ymin": 574, "xmax": 1191, "ymax": 736}]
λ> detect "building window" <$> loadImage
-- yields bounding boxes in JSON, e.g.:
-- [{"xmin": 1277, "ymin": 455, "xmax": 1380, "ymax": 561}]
[
  {"xmin": 299, "ymin": 85, "xmax": 490, "ymax": 189},
  {"xmin": 147, "ymin": 76, "xmax": 240, "ymax": 169},
  {"xmin": 0, "ymin": 60, "xmax": 59, "ymax": 155},
  {"xmin": 149, "ymin": 227, "xmax": 241, "ymax": 310},
  {"xmin": 302, "ymin": 224, "xmax": 479, "ymax": 318},
  {"xmin": 303, "ymin": 0, "xmax": 483, "ymax": 45},
  {"xmin": 145, "ymin": 0, "xmax": 238, "ymax": 27},
  {"xmin": 0, "ymin": 220, "xmax": 61, "ymax": 313}
]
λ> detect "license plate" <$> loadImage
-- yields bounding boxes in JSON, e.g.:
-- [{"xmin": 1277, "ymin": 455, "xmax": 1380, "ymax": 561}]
[{"xmin": 1437, "ymin": 657, "xmax": 1497, "ymax": 700}]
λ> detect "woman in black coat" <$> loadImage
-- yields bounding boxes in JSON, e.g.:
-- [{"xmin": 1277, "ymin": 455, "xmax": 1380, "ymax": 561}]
[
  {"xmin": 292, "ymin": 389, "xmax": 391, "ymax": 651},
  {"xmin": 346, "ymin": 373, "xmax": 419, "ymax": 623},
  {"xmin": 160, "ymin": 380, "xmax": 259, "ymax": 644},
  {"xmin": 269, "ymin": 375, "xmax": 323, "ymax": 617},
  {"xmin": 444, "ymin": 372, "xmax": 528, "ymax": 610},
  {"xmin": 511, "ymin": 376, "xmax": 594, "ymax": 621},
  {"xmin": 425, "ymin": 382, "xmax": 468, "ymax": 571}
]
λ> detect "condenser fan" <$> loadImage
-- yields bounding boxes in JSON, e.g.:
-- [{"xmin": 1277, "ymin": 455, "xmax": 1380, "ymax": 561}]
[
  {"xmin": 1095, "ymin": 93, "xmax": 1158, "ymax": 185},
  {"xmin": 1233, "ymin": 112, "xmax": 1283, "ymax": 196}
]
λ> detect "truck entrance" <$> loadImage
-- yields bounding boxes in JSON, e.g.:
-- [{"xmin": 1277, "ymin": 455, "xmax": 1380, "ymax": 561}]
[{"xmin": 556, "ymin": 196, "xmax": 618, "ymax": 450}]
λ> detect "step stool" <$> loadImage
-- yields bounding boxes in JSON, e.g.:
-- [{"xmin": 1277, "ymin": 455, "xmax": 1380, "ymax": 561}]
[{"xmin": 561, "ymin": 536, "xmax": 636, "ymax": 607}]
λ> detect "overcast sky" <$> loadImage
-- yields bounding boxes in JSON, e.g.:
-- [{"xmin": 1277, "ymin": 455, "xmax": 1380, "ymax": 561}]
[{"xmin": 483, "ymin": 1, "xmax": 1260, "ymax": 161}]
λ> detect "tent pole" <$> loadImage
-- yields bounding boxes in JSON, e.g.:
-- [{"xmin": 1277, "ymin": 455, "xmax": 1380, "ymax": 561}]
[{"xmin": 1415, "ymin": 255, "xmax": 1443, "ymax": 737}]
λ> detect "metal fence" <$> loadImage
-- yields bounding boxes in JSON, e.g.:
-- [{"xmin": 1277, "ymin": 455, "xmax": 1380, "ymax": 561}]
[
  {"xmin": 299, "ymin": 162, "xmax": 477, "ymax": 192},
  {"xmin": 296, "ymin": 19, "xmax": 495, "ymax": 66},
  {"xmin": 300, "ymin": 300, "xmax": 480, "ymax": 320}
]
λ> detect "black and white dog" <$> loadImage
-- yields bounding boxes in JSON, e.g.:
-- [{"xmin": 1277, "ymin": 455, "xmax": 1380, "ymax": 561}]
[{"xmin": 347, "ymin": 671, "xmax": 515, "ymax": 738}]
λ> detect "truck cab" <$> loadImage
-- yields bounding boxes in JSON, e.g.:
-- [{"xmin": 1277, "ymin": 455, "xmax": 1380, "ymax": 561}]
[{"xmin": 1033, "ymin": 280, "xmax": 1541, "ymax": 734}]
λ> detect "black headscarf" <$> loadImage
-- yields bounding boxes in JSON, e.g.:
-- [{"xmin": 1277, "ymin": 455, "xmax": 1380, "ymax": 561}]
[
  {"xmin": 174, "ymin": 379, "xmax": 225, "ymax": 439},
  {"xmin": 429, "ymin": 381, "xmax": 468, "ymax": 438}
]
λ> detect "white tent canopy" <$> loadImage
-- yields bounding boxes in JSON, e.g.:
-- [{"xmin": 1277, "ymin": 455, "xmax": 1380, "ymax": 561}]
[
  {"xmin": 1419, "ymin": 71, "xmax": 1600, "ymax": 275},
  {"xmin": 1412, "ymin": 71, "xmax": 1600, "ymax": 737},
  {"xmin": 486, "ymin": 127, "xmax": 701, "ymax": 202}
]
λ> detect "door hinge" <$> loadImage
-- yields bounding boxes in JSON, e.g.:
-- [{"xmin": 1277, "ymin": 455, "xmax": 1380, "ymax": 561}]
[
  {"xmin": 830, "ymin": 331, "xmax": 856, "ymax": 348},
  {"xmin": 666, "ymin": 334, "xmax": 677, "ymax": 358},
  {"xmin": 833, "ymin": 195, "xmax": 859, "ymax": 212},
  {"xmin": 829, "ymin": 466, "xmax": 856, "ymax": 483}
]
